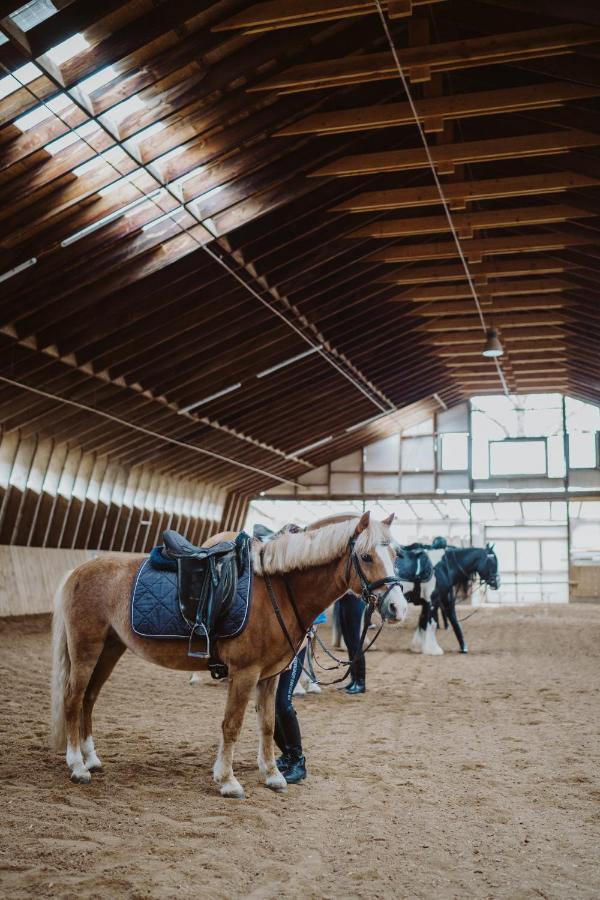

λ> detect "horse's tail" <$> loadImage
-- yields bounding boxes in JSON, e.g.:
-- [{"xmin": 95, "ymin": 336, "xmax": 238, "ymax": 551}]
[{"xmin": 50, "ymin": 571, "xmax": 73, "ymax": 751}]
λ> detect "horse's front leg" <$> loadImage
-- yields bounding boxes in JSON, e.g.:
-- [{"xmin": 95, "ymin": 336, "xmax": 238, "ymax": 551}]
[
  {"xmin": 256, "ymin": 675, "xmax": 287, "ymax": 793},
  {"xmin": 213, "ymin": 668, "xmax": 258, "ymax": 799},
  {"xmin": 446, "ymin": 601, "xmax": 468, "ymax": 653}
]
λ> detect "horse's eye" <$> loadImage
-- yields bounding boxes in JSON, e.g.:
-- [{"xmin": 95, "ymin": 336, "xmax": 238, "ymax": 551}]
[{"xmin": 361, "ymin": 554, "xmax": 373, "ymax": 564}]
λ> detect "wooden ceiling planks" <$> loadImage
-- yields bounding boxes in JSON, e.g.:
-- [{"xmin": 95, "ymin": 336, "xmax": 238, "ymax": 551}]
[{"xmin": 0, "ymin": 0, "xmax": 598, "ymax": 504}]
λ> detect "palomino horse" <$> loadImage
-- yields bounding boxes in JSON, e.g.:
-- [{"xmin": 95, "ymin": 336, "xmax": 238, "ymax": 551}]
[{"xmin": 50, "ymin": 511, "xmax": 407, "ymax": 798}]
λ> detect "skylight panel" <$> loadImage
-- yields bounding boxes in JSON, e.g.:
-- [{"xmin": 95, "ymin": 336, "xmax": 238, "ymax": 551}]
[
  {"xmin": 14, "ymin": 62, "xmax": 43, "ymax": 83},
  {"xmin": 47, "ymin": 92, "xmax": 72, "ymax": 114},
  {"xmin": 76, "ymin": 121, "xmax": 97, "ymax": 139},
  {"xmin": 44, "ymin": 130, "xmax": 80, "ymax": 155},
  {"xmin": 73, "ymin": 158, "xmax": 102, "ymax": 177},
  {"xmin": 10, "ymin": 0, "xmax": 57, "ymax": 31},
  {"xmin": 14, "ymin": 104, "xmax": 53, "ymax": 132},
  {"xmin": 126, "ymin": 121, "xmax": 166, "ymax": 146},
  {"xmin": 170, "ymin": 164, "xmax": 206, "ymax": 192},
  {"xmin": 46, "ymin": 33, "xmax": 89, "ymax": 65},
  {"xmin": 157, "ymin": 145, "xmax": 186, "ymax": 165},
  {"xmin": 108, "ymin": 95, "xmax": 146, "ymax": 123},
  {"xmin": 97, "ymin": 170, "xmax": 146, "ymax": 196},
  {"xmin": 78, "ymin": 65, "xmax": 117, "ymax": 94},
  {"xmin": 100, "ymin": 146, "xmax": 127, "ymax": 167},
  {"xmin": 0, "ymin": 62, "xmax": 42, "ymax": 99}
]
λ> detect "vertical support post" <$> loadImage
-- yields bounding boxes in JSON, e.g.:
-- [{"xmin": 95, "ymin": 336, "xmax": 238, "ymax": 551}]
[
  {"xmin": 468, "ymin": 400, "xmax": 474, "ymax": 547},
  {"xmin": 562, "ymin": 394, "xmax": 571, "ymax": 602}
]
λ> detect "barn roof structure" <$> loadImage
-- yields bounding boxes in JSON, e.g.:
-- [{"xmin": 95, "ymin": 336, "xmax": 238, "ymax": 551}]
[{"xmin": 0, "ymin": 0, "xmax": 599, "ymax": 544}]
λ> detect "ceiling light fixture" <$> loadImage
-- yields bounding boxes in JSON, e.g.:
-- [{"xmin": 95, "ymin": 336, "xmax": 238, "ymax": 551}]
[
  {"xmin": 482, "ymin": 328, "xmax": 504, "ymax": 358},
  {"xmin": 0, "ymin": 257, "xmax": 37, "ymax": 283},
  {"xmin": 256, "ymin": 345, "xmax": 323, "ymax": 378},
  {"xmin": 291, "ymin": 435, "xmax": 333, "ymax": 457},
  {"xmin": 60, "ymin": 188, "xmax": 163, "ymax": 246},
  {"xmin": 178, "ymin": 383, "xmax": 242, "ymax": 414}
]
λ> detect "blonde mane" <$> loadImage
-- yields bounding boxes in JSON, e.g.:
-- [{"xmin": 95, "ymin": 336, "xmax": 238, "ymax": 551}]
[{"xmin": 253, "ymin": 514, "xmax": 391, "ymax": 576}]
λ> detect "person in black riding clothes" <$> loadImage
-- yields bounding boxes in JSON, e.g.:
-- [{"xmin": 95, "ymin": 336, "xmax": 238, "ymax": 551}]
[
  {"xmin": 274, "ymin": 646, "xmax": 307, "ymax": 784},
  {"xmin": 274, "ymin": 608, "xmax": 327, "ymax": 783},
  {"xmin": 337, "ymin": 592, "xmax": 367, "ymax": 694}
]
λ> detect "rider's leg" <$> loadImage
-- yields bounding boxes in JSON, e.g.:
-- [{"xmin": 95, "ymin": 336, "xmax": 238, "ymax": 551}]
[
  {"xmin": 339, "ymin": 593, "xmax": 367, "ymax": 694},
  {"xmin": 274, "ymin": 650, "xmax": 307, "ymax": 783}
]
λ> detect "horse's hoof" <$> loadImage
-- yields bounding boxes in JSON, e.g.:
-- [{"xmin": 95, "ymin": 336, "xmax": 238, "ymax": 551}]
[
  {"xmin": 220, "ymin": 783, "xmax": 245, "ymax": 799},
  {"xmin": 266, "ymin": 773, "xmax": 287, "ymax": 793},
  {"xmin": 87, "ymin": 763, "xmax": 103, "ymax": 773},
  {"xmin": 70, "ymin": 770, "xmax": 92, "ymax": 784},
  {"xmin": 460, "ymin": 647, "xmax": 469, "ymax": 654}
]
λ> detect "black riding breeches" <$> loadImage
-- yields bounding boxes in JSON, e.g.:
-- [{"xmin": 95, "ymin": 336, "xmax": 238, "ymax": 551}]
[
  {"xmin": 338, "ymin": 592, "xmax": 366, "ymax": 658},
  {"xmin": 274, "ymin": 648, "xmax": 305, "ymax": 754}
]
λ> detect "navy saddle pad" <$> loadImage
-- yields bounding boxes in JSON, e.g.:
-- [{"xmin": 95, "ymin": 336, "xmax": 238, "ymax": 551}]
[{"xmin": 131, "ymin": 534, "xmax": 253, "ymax": 641}]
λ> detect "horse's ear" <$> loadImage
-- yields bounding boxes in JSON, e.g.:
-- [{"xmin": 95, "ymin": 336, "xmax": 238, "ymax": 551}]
[
  {"xmin": 355, "ymin": 511, "xmax": 370, "ymax": 534},
  {"xmin": 382, "ymin": 512, "xmax": 394, "ymax": 527}
]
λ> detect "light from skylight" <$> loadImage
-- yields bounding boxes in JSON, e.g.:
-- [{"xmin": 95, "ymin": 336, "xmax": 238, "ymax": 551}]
[
  {"xmin": 108, "ymin": 95, "xmax": 145, "ymax": 123},
  {"xmin": 14, "ymin": 62, "xmax": 43, "ymax": 83},
  {"xmin": 47, "ymin": 92, "xmax": 71, "ymax": 113},
  {"xmin": 0, "ymin": 62, "xmax": 42, "ymax": 100},
  {"xmin": 157, "ymin": 145, "xmax": 186, "ymax": 165},
  {"xmin": 98, "ymin": 170, "xmax": 145, "ymax": 196},
  {"xmin": 14, "ymin": 105, "xmax": 53, "ymax": 132},
  {"xmin": 78, "ymin": 65, "xmax": 117, "ymax": 94},
  {"xmin": 126, "ymin": 121, "xmax": 166, "ymax": 146},
  {"xmin": 76, "ymin": 121, "xmax": 97, "ymax": 139},
  {"xmin": 141, "ymin": 206, "xmax": 185, "ymax": 230},
  {"xmin": 73, "ymin": 158, "xmax": 102, "ymax": 177},
  {"xmin": 46, "ymin": 33, "xmax": 89, "ymax": 65},
  {"xmin": 170, "ymin": 164, "xmax": 206, "ymax": 192},
  {"xmin": 44, "ymin": 130, "xmax": 80, "ymax": 155},
  {"xmin": 10, "ymin": 0, "xmax": 57, "ymax": 31}
]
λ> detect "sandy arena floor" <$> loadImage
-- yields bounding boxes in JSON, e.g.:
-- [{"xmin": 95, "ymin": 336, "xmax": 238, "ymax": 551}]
[{"xmin": 1, "ymin": 604, "xmax": 599, "ymax": 899}]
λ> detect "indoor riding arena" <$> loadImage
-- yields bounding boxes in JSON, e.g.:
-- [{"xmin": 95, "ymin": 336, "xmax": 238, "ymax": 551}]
[{"xmin": 1, "ymin": 1, "xmax": 600, "ymax": 898}]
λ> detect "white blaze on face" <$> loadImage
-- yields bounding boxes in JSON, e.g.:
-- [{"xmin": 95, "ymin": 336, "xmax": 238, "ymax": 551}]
[{"xmin": 375, "ymin": 544, "xmax": 408, "ymax": 622}]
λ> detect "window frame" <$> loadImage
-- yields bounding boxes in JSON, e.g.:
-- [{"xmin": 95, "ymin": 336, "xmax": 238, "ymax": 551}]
[
  {"xmin": 438, "ymin": 431, "xmax": 469, "ymax": 472},
  {"xmin": 488, "ymin": 436, "xmax": 548, "ymax": 478}
]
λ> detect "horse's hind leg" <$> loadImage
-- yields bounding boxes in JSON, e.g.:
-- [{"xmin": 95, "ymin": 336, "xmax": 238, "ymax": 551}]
[
  {"xmin": 81, "ymin": 635, "xmax": 126, "ymax": 772},
  {"xmin": 256, "ymin": 675, "xmax": 286, "ymax": 793},
  {"xmin": 65, "ymin": 637, "xmax": 108, "ymax": 784},
  {"xmin": 213, "ymin": 668, "xmax": 258, "ymax": 799}
]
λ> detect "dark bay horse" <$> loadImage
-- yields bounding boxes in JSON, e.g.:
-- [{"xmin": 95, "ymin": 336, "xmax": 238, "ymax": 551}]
[
  {"xmin": 429, "ymin": 544, "xmax": 500, "ymax": 653},
  {"xmin": 50, "ymin": 512, "xmax": 407, "ymax": 798}
]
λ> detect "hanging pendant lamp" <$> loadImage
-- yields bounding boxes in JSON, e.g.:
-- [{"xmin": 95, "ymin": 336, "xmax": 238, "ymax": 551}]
[{"xmin": 482, "ymin": 328, "xmax": 504, "ymax": 358}]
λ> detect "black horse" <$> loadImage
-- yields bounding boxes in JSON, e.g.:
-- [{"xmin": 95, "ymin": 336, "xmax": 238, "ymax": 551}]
[{"xmin": 429, "ymin": 544, "xmax": 500, "ymax": 653}]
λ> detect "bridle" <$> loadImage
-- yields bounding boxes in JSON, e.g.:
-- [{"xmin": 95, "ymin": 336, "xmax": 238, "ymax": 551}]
[
  {"xmin": 261, "ymin": 536, "xmax": 403, "ymax": 685},
  {"xmin": 345, "ymin": 537, "xmax": 403, "ymax": 612}
]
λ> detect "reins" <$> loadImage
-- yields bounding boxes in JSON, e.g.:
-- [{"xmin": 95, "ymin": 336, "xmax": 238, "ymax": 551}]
[{"xmin": 259, "ymin": 537, "xmax": 397, "ymax": 687}]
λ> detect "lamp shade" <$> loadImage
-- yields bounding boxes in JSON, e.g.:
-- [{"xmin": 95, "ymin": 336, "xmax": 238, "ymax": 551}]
[{"xmin": 482, "ymin": 328, "xmax": 504, "ymax": 358}]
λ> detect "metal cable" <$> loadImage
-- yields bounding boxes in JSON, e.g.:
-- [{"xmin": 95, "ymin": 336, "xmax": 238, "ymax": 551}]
[
  {"xmin": 373, "ymin": 1, "xmax": 511, "ymax": 397},
  {"xmin": 0, "ymin": 41, "xmax": 392, "ymax": 415},
  {"xmin": 0, "ymin": 374, "xmax": 299, "ymax": 485}
]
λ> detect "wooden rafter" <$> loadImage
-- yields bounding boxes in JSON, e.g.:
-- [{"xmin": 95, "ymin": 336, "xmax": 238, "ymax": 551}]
[
  {"xmin": 214, "ymin": 0, "xmax": 444, "ymax": 33},
  {"xmin": 250, "ymin": 25, "xmax": 600, "ymax": 93},
  {"xmin": 275, "ymin": 82, "xmax": 600, "ymax": 136}
]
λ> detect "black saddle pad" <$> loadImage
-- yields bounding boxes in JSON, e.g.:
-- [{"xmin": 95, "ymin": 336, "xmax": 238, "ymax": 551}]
[{"xmin": 131, "ymin": 535, "xmax": 253, "ymax": 641}]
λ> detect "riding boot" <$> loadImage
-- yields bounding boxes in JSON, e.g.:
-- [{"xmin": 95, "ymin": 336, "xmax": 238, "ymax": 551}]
[
  {"xmin": 284, "ymin": 747, "xmax": 307, "ymax": 784},
  {"xmin": 345, "ymin": 652, "xmax": 366, "ymax": 694},
  {"xmin": 274, "ymin": 714, "xmax": 291, "ymax": 773},
  {"xmin": 275, "ymin": 708, "xmax": 306, "ymax": 782}
]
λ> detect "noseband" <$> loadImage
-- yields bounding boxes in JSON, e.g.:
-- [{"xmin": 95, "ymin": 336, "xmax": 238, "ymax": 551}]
[{"xmin": 345, "ymin": 538, "xmax": 403, "ymax": 612}]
